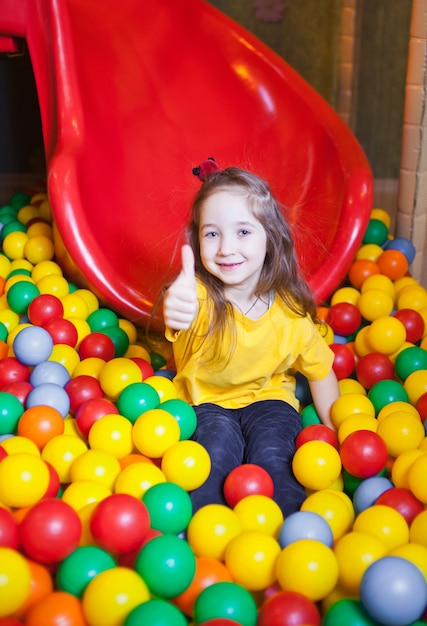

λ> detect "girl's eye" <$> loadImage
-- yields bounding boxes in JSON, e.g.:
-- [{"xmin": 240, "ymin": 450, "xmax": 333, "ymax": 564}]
[
  {"xmin": 205, "ymin": 231, "xmax": 218, "ymax": 238},
  {"xmin": 239, "ymin": 229, "xmax": 251, "ymax": 236}
]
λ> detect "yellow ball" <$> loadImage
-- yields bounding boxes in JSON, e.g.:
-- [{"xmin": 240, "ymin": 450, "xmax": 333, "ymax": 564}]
[
  {"xmin": 356, "ymin": 243, "xmax": 384, "ymax": 262},
  {"xmin": 2, "ymin": 231, "xmax": 29, "ymax": 260},
  {"xmin": 99, "ymin": 358, "xmax": 142, "ymax": 400},
  {"xmin": 334, "ymin": 530, "xmax": 388, "ymax": 593},
  {"xmin": 408, "ymin": 454, "xmax": 427, "ymax": 503},
  {"xmin": 74, "ymin": 288, "xmax": 100, "ymax": 315},
  {"xmin": 376, "ymin": 412, "xmax": 425, "ymax": 457},
  {"xmin": 73, "ymin": 357, "xmax": 106, "ymax": 379},
  {"xmin": 70, "ymin": 449, "xmax": 122, "ymax": 489},
  {"xmin": 125, "ymin": 344, "xmax": 151, "ymax": 361},
  {"xmin": 397, "ymin": 286, "xmax": 427, "ymax": 311},
  {"xmin": 331, "ymin": 393, "xmax": 375, "ymax": 428},
  {"xmin": 0, "ymin": 308, "xmax": 20, "ymax": 332},
  {"xmin": 67, "ymin": 317, "xmax": 91, "ymax": 347},
  {"xmin": 224, "ymin": 530, "xmax": 281, "ymax": 591},
  {"xmin": 26, "ymin": 221, "xmax": 53, "ymax": 239},
  {"xmin": 144, "ymin": 375, "xmax": 178, "ymax": 402},
  {"xmin": 0, "ymin": 436, "xmax": 40, "ymax": 457},
  {"xmin": 391, "ymin": 449, "xmax": 426, "ymax": 489},
  {"xmin": 23, "ymin": 235, "xmax": 55, "ymax": 264},
  {"xmin": 367, "ymin": 316, "xmax": 407, "ymax": 355},
  {"xmin": 61, "ymin": 293, "xmax": 89, "ymax": 320},
  {"xmin": 118, "ymin": 318, "xmax": 138, "ymax": 344},
  {"xmin": 357, "ymin": 289, "xmax": 394, "ymax": 321},
  {"xmin": 132, "ymin": 408, "xmax": 181, "ymax": 458},
  {"xmin": 233, "ymin": 494, "xmax": 284, "ymax": 536},
  {"xmin": 83, "ymin": 567, "xmax": 150, "ymax": 626},
  {"xmin": 404, "ymin": 369, "xmax": 427, "ymax": 405},
  {"xmin": 377, "ymin": 401, "xmax": 421, "ymax": 421},
  {"xmin": 276, "ymin": 539, "xmax": 339, "ymax": 601},
  {"xmin": 61, "ymin": 480, "xmax": 112, "ymax": 512},
  {"xmin": 338, "ymin": 378, "xmax": 367, "ymax": 396},
  {"xmin": 0, "ymin": 453, "xmax": 50, "ymax": 508},
  {"xmin": 37, "ymin": 274, "xmax": 70, "ymax": 298},
  {"xmin": 301, "ymin": 489, "xmax": 354, "ymax": 542},
  {"xmin": 354, "ymin": 326, "xmax": 373, "ymax": 358},
  {"xmin": 0, "ymin": 253, "xmax": 11, "ymax": 278},
  {"xmin": 161, "ymin": 440, "xmax": 211, "ymax": 491},
  {"xmin": 390, "ymin": 542, "xmax": 427, "ymax": 581},
  {"xmin": 338, "ymin": 413, "xmax": 378, "ymax": 443},
  {"xmin": 41, "ymin": 434, "xmax": 88, "ymax": 483},
  {"xmin": 361, "ymin": 274, "xmax": 395, "ymax": 299},
  {"xmin": 409, "ymin": 510, "xmax": 427, "ymax": 547},
  {"xmin": 330, "ymin": 287, "xmax": 360, "ymax": 306},
  {"xmin": 31, "ymin": 259, "xmax": 63, "ymax": 283},
  {"xmin": 292, "ymin": 440, "xmax": 342, "ymax": 491},
  {"xmin": 353, "ymin": 505, "xmax": 409, "ymax": 550},
  {"xmin": 371, "ymin": 208, "xmax": 391, "ymax": 228},
  {"xmin": 49, "ymin": 343, "xmax": 80, "ymax": 376},
  {"xmin": 115, "ymin": 461, "xmax": 166, "ymax": 498},
  {"xmin": 17, "ymin": 204, "xmax": 40, "ymax": 224},
  {"xmin": 187, "ymin": 504, "xmax": 242, "ymax": 560},
  {"xmin": 4, "ymin": 273, "xmax": 35, "ymax": 293},
  {"xmin": 88, "ymin": 414, "xmax": 134, "ymax": 459},
  {"xmin": 0, "ymin": 547, "xmax": 32, "ymax": 617}
]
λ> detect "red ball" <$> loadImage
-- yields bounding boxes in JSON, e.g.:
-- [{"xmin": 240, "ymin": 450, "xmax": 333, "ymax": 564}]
[
  {"xmin": 0, "ymin": 507, "xmax": 19, "ymax": 549},
  {"xmin": 1, "ymin": 381, "xmax": 33, "ymax": 405},
  {"xmin": 43, "ymin": 317, "xmax": 78, "ymax": 347},
  {"xmin": 197, "ymin": 621, "xmax": 242, "ymax": 626},
  {"xmin": 223, "ymin": 464, "xmax": 275, "ymax": 508},
  {"xmin": 28, "ymin": 294, "xmax": 64, "ymax": 326},
  {"xmin": 64, "ymin": 375, "xmax": 104, "ymax": 414},
  {"xmin": 416, "ymin": 392, "xmax": 427, "ymax": 423},
  {"xmin": 330, "ymin": 343, "xmax": 355, "ymax": 380},
  {"xmin": 258, "ymin": 590, "xmax": 321, "ymax": 626},
  {"xmin": 19, "ymin": 498, "xmax": 82, "ymax": 563},
  {"xmin": 392, "ymin": 309, "xmax": 425, "ymax": 344},
  {"xmin": 78, "ymin": 332, "xmax": 115, "ymax": 361},
  {"xmin": 327, "ymin": 302, "xmax": 362, "ymax": 336},
  {"xmin": 339, "ymin": 430, "xmax": 388, "ymax": 478},
  {"xmin": 75, "ymin": 396, "xmax": 119, "ymax": 438},
  {"xmin": 0, "ymin": 357, "xmax": 30, "ymax": 389},
  {"xmin": 43, "ymin": 462, "xmax": 61, "ymax": 499},
  {"xmin": 90, "ymin": 493, "xmax": 151, "ymax": 554},
  {"xmin": 355, "ymin": 352, "xmax": 395, "ymax": 389},
  {"xmin": 375, "ymin": 487, "xmax": 424, "ymax": 525},
  {"xmin": 295, "ymin": 424, "xmax": 339, "ymax": 450},
  {"xmin": 130, "ymin": 357, "xmax": 155, "ymax": 380}
]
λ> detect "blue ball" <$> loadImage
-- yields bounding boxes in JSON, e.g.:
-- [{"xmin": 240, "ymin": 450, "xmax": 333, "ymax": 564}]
[
  {"xmin": 29, "ymin": 360, "xmax": 71, "ymax": 388},
  {"xmin": 278, "ymin": 510, "xmax": 334, "ymax": 548},
  {"xmin": 353, "ymin": 476, "xmax": 394, "ymax": 514},
  {"xmin": 384, "ymin": 237, "xmax": 416, "ymax": 264},
  {"xmin": 360, "ymin": 556, "xmax": 427, "ymax": 625},
  {"xmin": 26, "ymin": 382, "xmax": 71, "ymax": 418},
  {"xmin": 13, "ymin": 326, "xmax": 54, "ymax": 366}
]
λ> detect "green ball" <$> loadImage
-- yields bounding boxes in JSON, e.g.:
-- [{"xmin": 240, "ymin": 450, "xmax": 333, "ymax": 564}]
[
  {"xmin": 150, "ymin": 351, "xmax": 167, "ymax": 371},
  {"xmin": 87, "ymin": 308, "xmax": 119, "ymax": 332},
  {"xmin": 194, "ymin": 581, "xmax": 257, "ymax": 626},
  {"xmin": 161, "ymin": 398, "xmax": 197, "ymax": 440},
  {"xmin": 6, "ymin": 281, "xmax": 40, "ymax": 315},
  {"xmin": 395, "ymin": 346, "xmax": 427, "ymax": 381},
  {"xmin": 323, "ymin": 598, "xmax": 380, "ymax": 626},
  {"xmin": 9, "ymin": 192, "xmax": 31, "ymax": 209},
  {"xmin": 362, "ymin": 219, "xmax": 389, "ymax": 246},
  {"xmin": 368, "ymin": 379, "xmax": 409, "ymax": 413},
  {"xmin": 1, "ymin": 220, "xmax": 27, "ymax": 241},
  {"xmin": 100, "ymin": 326, "xmax": 129, "ymax": 357},
  {"xmin": 124, "ymin": 599, "xmax": 188, "ymax": 626},
  {"xmin": 0, "ymin": 205, "xmax": 18, "ymax": 218},
  {"xmin": 117, "ymin": 381, "xmax": 160, "ymax": 422},
  {"xmin": 300, "ymin": 403, "xmax": 321, "ymax": 427},
  {"xmin": 142, "ymin": 482, "xmax": 193, "ymax": 534},
  {"xmin": 0, "ymin": 391, "xmax": 25, "ymax": 435},
  {"xmin": 135, "ymin": 534, "xmax": 196, "ymax": 598},
  {"xmin": 0, "ymin": 322, "xmax": 8, "ymax": 342},
  {"xmin": 56, "ymin": 545, "xmax": 116, "ymax": 597}
]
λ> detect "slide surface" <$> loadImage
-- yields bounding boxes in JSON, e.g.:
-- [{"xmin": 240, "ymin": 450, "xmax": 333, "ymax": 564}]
[{"xmin": 0, "ymin": 0, "xmax": 373, "ymax": 329}]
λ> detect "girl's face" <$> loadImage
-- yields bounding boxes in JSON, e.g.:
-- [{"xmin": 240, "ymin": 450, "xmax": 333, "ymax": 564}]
[{"xmin": 198, "ymin": 190, "xmax": 267, "ymax": 294}]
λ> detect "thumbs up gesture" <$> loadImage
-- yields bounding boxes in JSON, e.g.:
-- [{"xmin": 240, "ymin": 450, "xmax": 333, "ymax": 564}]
[{"xmin": 163, "ymin": 245, "xmax": 198, "ymax": 330}]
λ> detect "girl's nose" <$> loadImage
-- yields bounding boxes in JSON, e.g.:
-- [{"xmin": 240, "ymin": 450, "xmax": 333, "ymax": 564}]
[{"xmin": 218, "ymin": 235, "xmax": 235, "ymax": 255}]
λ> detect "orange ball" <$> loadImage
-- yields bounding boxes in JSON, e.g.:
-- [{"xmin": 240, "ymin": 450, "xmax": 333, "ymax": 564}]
[
  {"xmin": 377, "ymin": 249, "xmax": 409, "ymax": 281},
  {"xmin": 25, "ymin": 591, "xmax": 87, "ymax": 626},
  {"xmin": 12, "ymin": 559, "xmax": 54, "ymax": 619},
  {"xmin": 17, "ymin": 405, "xmax": 65, "ymax": 450},
  {"xmin": 348, "ymin": 259, "xmax": 380, "ymax": 290}
]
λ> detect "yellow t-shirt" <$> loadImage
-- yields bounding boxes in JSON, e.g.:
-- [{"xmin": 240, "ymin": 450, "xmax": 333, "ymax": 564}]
[{"xmin": 165, "ymin": 284, "xmax": 334, "ymax": 410}]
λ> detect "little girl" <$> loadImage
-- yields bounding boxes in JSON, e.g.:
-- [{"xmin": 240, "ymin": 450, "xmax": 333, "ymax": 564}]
[{"xmin": 163, "ymin": 166, "xmax": 339, "ymax": 516}]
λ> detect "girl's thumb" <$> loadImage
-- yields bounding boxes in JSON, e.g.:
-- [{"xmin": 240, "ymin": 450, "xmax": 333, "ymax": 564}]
[{"xmin": 180, "ymin": 244, "xmax": 196, "ymax": 283}]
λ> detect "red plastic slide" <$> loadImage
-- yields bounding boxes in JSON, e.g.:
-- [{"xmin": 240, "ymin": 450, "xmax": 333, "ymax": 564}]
[{"xmin": 0, "ymin": 0, "xmax": 373, "ymax": 329}]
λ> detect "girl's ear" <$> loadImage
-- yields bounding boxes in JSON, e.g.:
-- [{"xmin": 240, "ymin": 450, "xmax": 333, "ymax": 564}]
[{"xmin": 192, "ymin": 157, "xmax": 220, "ymax": 181}]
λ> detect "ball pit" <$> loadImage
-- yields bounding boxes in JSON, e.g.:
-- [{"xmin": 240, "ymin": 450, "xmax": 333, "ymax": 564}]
[{"xmin": 1, "ymin": 193, "xmax": 427, "ymax": 624}]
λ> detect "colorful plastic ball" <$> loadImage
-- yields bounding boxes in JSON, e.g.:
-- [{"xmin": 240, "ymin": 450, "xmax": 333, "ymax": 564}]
[
  {"xmin": 0, "ymin": 390, "xmax": 24, "ymax": 435},
  {"xmin": 69, "ymin": 448, "xmax": 121, "ymax": 490},
  {"xmin": 193, "ymin": 581, "xmax": 257, "ymax": 626},
  {"xmin": 88, "ymin": 414, "xmax": 133, "ymax": 459},
  {"xmin": 27, "ymin": 293, "xmax": 63, "ymax": 325},
  {"xmin": 43, "ymin": 317, "xmax": 78, "ymax": 347},
  {"xmin": 278, "ymin": 510, "xmax": 334, "ymax": 548},
  {"xmin": 129, "ymin": 356, "xmax": 154, "ymax": 379},
  {"xmin": 367, "ymin": 316, "xmax": 406, "ymax": 355},
  {"xmin": 17, "ymin": 405, "xmax": 65, "ymax": 449},
  {"xmin": 408, "ymin": 454, "xmax": 427, "ymax": 503},
  {"xmin": 143, "ymin": 374, "xmax": 178, "ymax": 402},
  {"xmin": 300, "ymin": 403, "xmax": 321, "ymax": 427},
  {"xmin": 87, "ymin": 308, "xmax": 119, "ymax": 332},
  {"xmin": 340, "ymin": 430, "xmax": 388, "ymax": 478},
  {"xmin": 355, "ymin": 352, "xmax": 394, "ymax": 389},
  {"xmin": 0, "ymin": 508, "xmax": 19, "ymax": 549},
  {"xmin": 357, "ymin": 288, "xmax": 394, "ymax": 321},
  {"xmin": 124, "ymin": 599, "xmax": 188, "ymax": 626},
  {"xmin": 60, "ymin": 479, "xmax": 111, "ymax": 512},
  {"xmin": 75, "ymin": 397, "xmax": 119, "ymax": 439},
  {"xmin": 353, "ymin": 504, "xmax": 409, "ymax": 550},
  {"xmin": 65, "ymin": 375, "xmax": 104, "ymax": 414},
  {"xmin": 173, "ymin": 557, "xmax": 233, "ymax": 618},
  {"xmin": 330, "ymin": 393, "xmax": 375, "ymax": 428},
  {"xmin": 0, "ymin": 356, "xmax": 30, "ymax": 388},
  {"xmin": 132, "ymin": 408, "xmax": 181, "ymax": 458},
  {"xmin": 57, "ymin": 545, "xmax": 116, "ymax": 597},
  {"xmin": 395, "ymin": 347, "xmax": 427, "ymax": 382},
  {"xmin": 404, "ymin": 369, "xmax": 427, "ymax": 405},
  {"xmin": 98, "ymin": 357, "xmax": 142, "ymax": 400},
  {"xmin": 23, "ymin": 590, "xmax": 87, "ymax": 626},
  {"xmin": 393, "ymin": 308, "xmax": 424, "ymax": 343},
  {"xmin": 276, "ymin": 539, "xmax": 339, "ymax": 602},
  {"xmin": 26, "ymin": 382, "xmax": 71, "ymax": 418},
  {"xmin": 323, "ymin": 597, "xmax": 383, "ymax": 626},
  {"xmin": 375, "ymin": 487, "xmax": 424, "ymax": 525},
  {"xmin": 11, "ymin": 558, "xmax": 54, "ymax": 620},
  {"xmin": 19, "ymin": 498, "xmax": 82, "ymax": 563},
  {"xmin": 0, "ymin": 453, "xmax": 50, "ymax": 508},
  {"xmin": 295, "ymin": 423, "xmax": 339, "ymax": 450},
  {"xmin": 353, "ymin": 476, "xmax": 394, "ymax": 513},
  {"xmin": 334, "ymin": 530, "xmax": 388, "ymax": 595},
  {"xmin": 377, "ymin": 249, "xmax": 409, "ymax": 281},
  {"xmin": 391, "ymin": 448, "xmax": 426, "ymax": 489},
  {"xmin": 384, "ymin": 236, "xmax": 415, "ymax": 263},
  {"xmin": 327, "ymin": 302, "xmax": 362, "ymax": 336},
  {"xmin": 161, "ymin": 440, "xmax": 211, "ymax": 490},
  {"xmin": 349, "ymin": 259, "xmax": 381, "ymax": 290},
  {"xmin": 233, "ymin": 494, "xmax": 284, "ymax": 536},
  {"xmin": 337, "ymin": 413, "xmax": 378, "ymax": 443},
  {"xmin": 329, "ymin": 343, "xmax": 355, "ymax": 379},
  {"xmin": 78, "ymin": 331, "xmax": 115, "ymax": 361},
  {"xmin": 222, "ymin": 464, "xmax": 274, "ymax": 508},
  {"xmin": 362, "ymin": 219, "xmax": 389, "ymax": 246},
  {"xmin": 360, "ymin": 556, "xmax": 427, "ymax": 625},
  {"xmin": 100, "ymin": 325, "xmax": 129, "ymax": 357},
  {"xmin": 41, "ymin": 433, "xmax": 88, "ymax": 483},
  {"xmin": 187, "ymin": 505, "xmax": 242, "ymax": 560},
  {"xmin": 141, "ymin": 482, "xmax": 191, "ymax": 535},
  {"xmin": 12, "ymin": 325, "xmax": 54, "ymax": 366},
  {"xmin": 257, "ymin": 590, "xmax": 321, "ymax": 626},
  {"xmin": 224, "ymin": 530, "xmax": 281, "ymax": 591},
  {"xmin": 0, "ymin": 547, "xmax": 32, "ymax": 617},
  {"xmin": 135, "ymin": 533, "xmax": 196, "ymax": 598},
  {"xmin": 397, "ymin": 285, "xmax": 427, "ymax": 311},
  {"xmin": 0, "ymin": 434, "xmax": 40, "ymax": 456},
  {"xmin": 82, "ymin": 566, "xmax": 150, "ymax": 626},
  {"xmin": 29, "ymin": 360, "xmax": 69, "ymax": 388},
  {"xmin": 292, "ymin": 440, "xmax": 342, "ymax": 490},
  {"xmin": 160, "ymin": 398, "xmax": 197, "ymax": 440},
  {"xmin": 416, "ymin": 392, "xmax": 427, "ymax": 422},
  {"xmin": 114, "ymin": 462, "xmax": 166, "ymax": 498},
  {"xmin": 301, "ymin": 489, "xmax": 354, "ymax": 542},
  {"xmin": 368, "ymin": 379, "xmax": 409, "ymax": 413},
  {"xmin": 6, "ymin": 280, "xmax": 40, "ymax": 315},
  {"xmin": 376, "ymin": 411, "xmax": 424, "ymax": 457},
  {"xmin": 116, "ymin": 381, "xmax": 160, "ymax": 423}
]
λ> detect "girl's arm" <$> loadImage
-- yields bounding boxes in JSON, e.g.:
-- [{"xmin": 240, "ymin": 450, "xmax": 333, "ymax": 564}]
[
  {"xmin": 308, "ymin": 369, "xmax": 340, "ymax": 430},
  {"xmin": 163, "ymin": 245, "xmax": 199, "ymax": 331}
]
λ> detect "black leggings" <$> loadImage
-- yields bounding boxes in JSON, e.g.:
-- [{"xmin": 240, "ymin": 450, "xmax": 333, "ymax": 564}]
[{"xmin": 191, "ymin": 400, "xmax": 306, "ymax": 517}]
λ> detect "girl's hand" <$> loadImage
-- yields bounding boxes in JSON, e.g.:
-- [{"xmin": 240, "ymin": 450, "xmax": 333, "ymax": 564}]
[{"xmin": 163, "ymin": 245, "xmax": 198, "ymax": 330}]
